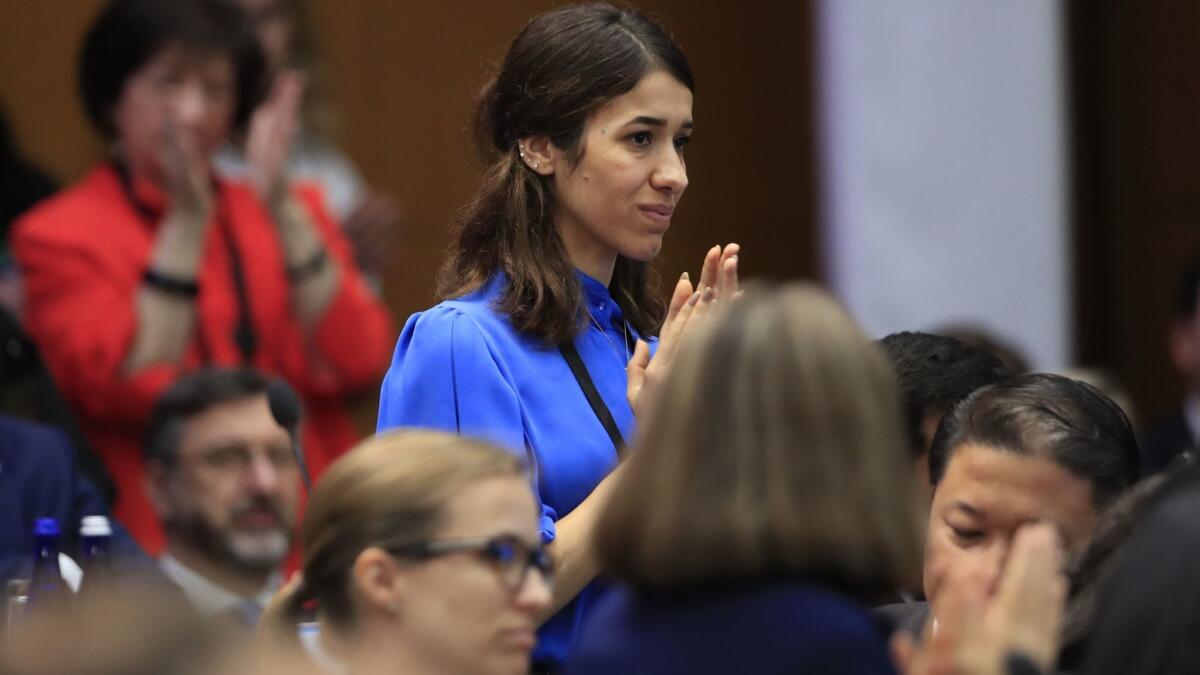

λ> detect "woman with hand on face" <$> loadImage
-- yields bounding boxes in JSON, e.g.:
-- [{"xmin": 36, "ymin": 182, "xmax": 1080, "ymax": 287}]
[
  {"xmin": 267, "ymin": 431, "xmax": 553, "ymax": 675},
  {"xmin": 376, "ymin": 3, "xmax": 737, "ymax": 671},
  {"xmin": 12, "ymin": 0, "xmax": 393, "ymax": 552}
]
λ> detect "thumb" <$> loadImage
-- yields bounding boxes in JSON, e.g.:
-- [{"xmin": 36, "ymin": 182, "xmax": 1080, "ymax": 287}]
[
  {"xmin": 890, "ymin": 632, "xmax": 917, "ymax": 673},
  {"xmin": 627, "ymin": 339, "xmax": 651, "ymax": 390}
]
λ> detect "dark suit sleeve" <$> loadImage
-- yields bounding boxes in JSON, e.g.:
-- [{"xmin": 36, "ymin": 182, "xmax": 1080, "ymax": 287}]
[{"xmin": 0, "ymin": 416, "xmax": 161, "ymax": 582}]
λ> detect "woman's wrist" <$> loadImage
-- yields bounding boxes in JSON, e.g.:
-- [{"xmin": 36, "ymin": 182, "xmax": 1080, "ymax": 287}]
[{"xmin": 151, "ymin": 211, "xmax": 209, "ymax": 277}]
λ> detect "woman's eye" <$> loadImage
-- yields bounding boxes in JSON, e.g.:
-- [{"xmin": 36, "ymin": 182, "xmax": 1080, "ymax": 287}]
[
  {"xmin": 631, "ymin": 131, "xmax": 652, "ymax": 146},
  {"xmin": 484, "ymin": 540, "xmax": 518, "ymax": 564},
  {"xmin": 949, "ymin": 526, "xmax": 984, "ymax": 542},
  {"xmin": 674, "ymin": 135, "xmax": 691, "ymax": 151}
]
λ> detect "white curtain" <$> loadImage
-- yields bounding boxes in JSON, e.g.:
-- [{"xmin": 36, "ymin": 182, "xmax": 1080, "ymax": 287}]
[{"xmin": 817, "ymin": 0, "xmax": 1069, "ymax": 369}]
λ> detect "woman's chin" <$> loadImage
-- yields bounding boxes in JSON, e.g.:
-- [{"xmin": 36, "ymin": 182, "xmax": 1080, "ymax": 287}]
[{"xmin": 620, "ymin": 241, "xmax": 664, "ymax": 263}]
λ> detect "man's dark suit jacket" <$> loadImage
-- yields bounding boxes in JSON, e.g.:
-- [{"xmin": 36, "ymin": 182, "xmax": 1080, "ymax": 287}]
[
  {"xmin": 0, "ymin": 415, "xmax": 152, "ymax": 584},
  {"xmin": 1140, "ymin": 408, "xmax": 1195, "ymax": 475}
]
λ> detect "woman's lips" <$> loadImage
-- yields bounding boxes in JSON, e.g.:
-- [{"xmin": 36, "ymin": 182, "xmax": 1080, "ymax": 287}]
[
  {"xmin": 499, "ymin": 626, "xmax": 538, "ymax": 650},
  {"xmin": 638, "ymin": 203, "xmax": 674, "ymax": 226}
]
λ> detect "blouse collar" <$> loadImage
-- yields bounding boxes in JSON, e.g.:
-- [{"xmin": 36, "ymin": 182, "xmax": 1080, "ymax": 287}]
[{"xmin": 577, "ymin": 269, "xmax": 623, "ymax": 326}]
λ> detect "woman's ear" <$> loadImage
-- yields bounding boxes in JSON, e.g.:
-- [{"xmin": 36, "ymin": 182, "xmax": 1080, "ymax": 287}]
[
  {"xmin": 352, "ymin": 547, "xmax": 405, "ymax": 617},
  {"xmin": 518, "ymin": 135, "xmax": 557, "ymax": 176}
]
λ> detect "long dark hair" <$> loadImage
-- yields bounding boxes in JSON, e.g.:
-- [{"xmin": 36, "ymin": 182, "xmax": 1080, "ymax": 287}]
[{"xmin": 437, "ymin": 3, "xmax": 694, "ymax": 344}]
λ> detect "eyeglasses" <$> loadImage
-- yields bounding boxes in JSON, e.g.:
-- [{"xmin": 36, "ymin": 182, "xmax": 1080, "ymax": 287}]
[
  {"xmin": 187, "ymin": 444, "xmax": 297, "ymax": 473},
  {"xmin": 389, "ymin": 535, "xmax": 554, "ymax": 591}
]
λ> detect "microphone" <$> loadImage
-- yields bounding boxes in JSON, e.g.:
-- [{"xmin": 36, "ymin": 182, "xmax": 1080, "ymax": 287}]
[{"xmin": 267, "ymin": 379, "xmax": 312, "ymax": 494}]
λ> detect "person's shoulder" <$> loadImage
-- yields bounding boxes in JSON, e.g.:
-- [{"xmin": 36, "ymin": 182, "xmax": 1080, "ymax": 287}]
[
  {"xmin": 12, "ymin": 165, "xmax": 119, "ymax": 241},
  {"xmin": 407, "ymin": 282, "xmax": 512, "ymax": 335},
  {"xmin": 0, "ymin": 416, "xmax": 74, "ymax": 483}
]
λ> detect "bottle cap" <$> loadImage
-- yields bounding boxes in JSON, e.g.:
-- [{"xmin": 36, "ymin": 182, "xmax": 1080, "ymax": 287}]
[
  {"xmin": 80, "ymin": 515, "xmax": 112, "ymax": 537},
  {"xmin": 34, "ymin": 518, "xmax": 59, "ymax": 537}
]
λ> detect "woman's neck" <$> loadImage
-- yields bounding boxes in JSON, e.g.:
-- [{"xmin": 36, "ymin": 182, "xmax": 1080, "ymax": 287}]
[
  {"xmin": 344, "ymin": 618, "xmax": 450, "ymax": 675},
  {"xmin": 554, "ymin": 214, "xmax": 617, "ymax": 286}
]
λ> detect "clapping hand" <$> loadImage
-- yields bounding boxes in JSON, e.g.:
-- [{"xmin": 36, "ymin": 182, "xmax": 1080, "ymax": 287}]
[
  {"xmin": 626, "ymin": 243, "xmax": 739, "ymax": 420},
  {"xmin": 246, "ymin": 70, "xmax": 304, "ymax": 209},
  {"xmin": 160, "ymin": 112, "xmax": 214, "ymax": 223}
]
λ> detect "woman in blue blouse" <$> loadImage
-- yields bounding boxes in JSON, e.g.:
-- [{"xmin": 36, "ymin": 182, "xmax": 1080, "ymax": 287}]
[{"xmin": 376, "ymin": 3, "xmax": 738, "ymax": 670}]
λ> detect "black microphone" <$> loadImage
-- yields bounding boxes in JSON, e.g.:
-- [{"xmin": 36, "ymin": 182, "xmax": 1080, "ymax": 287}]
[{"xmin": 267, "ymin": 379, "xmax": 312, "ymax": 494}]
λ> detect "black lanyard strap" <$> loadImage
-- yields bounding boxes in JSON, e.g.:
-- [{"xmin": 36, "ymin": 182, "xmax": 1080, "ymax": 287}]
[{"xmin": 558, "ymin": 341, "xmax": 625, "ymax": 453}]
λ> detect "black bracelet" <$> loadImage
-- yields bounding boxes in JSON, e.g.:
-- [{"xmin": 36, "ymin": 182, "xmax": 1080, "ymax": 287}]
[
  {"xmin": 287, "ymin": 248, "xmax": 328, "ymax": 283},
  {"xmin": 143, "ymin": 269, "xmax": 200, "ymax": 297}
]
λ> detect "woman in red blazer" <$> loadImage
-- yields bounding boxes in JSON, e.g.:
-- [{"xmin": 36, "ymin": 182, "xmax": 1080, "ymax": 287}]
[{"xmin": 12, "ymin": 0, "xmax": 393, "ymax": 553}]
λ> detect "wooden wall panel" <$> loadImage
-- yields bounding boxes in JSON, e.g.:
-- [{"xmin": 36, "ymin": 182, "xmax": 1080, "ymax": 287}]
[
  {"xmin": 2, "ymin": 0, "xmax": 817, "ymax": 326},
  {"xmin": 1070, "ymin": 1, "xmax": 1200, "ymax": 425}
]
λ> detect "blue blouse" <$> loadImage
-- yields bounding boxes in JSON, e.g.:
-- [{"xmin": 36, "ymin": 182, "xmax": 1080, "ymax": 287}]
[{"xmin": 377, "ymin": 271, "xmax": 647, "ymax": 666}]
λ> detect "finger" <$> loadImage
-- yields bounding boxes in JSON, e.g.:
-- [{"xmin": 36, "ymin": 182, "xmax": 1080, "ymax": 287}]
[
  {"xmin": 273, "ymin": 73, "xmax": 303, "ymax": 141},
  {"xmin": 689, "ymin": 285, "xmax": 717, "ymax": 324},
  {"xmin": 656, "ymin": 289, "xmax": 700, "ymax": 364},
  {"xmin": 697, "ymin": 244, "xmax": 721, "ymax": 291},
  {"xmin": 714, "ymin": 243, "xmax": 739, "ymax": 297},
  {"xmin": 652, "ymin": 273, "xmax": 693, "ymax": 358},
  {"xmin": 157, "ymin": 117, "xmax": 184, "ymax": 181},
  {"xmin": 991, "ymin": 523, "xmax": 1066, "ymax": 664},
  {"xmin": 994, "ymin": 523, "xmax": 1063, "ymax": 616},
  {"xmin": 661, "ymin": 272, "xmax": 693, "ymax": 329},
  {"xmin": 626, "ymin": 339, "xmax": 651, "ymax": 411},
  {"xmin": 889, "ymin": 632, "xmax": 916, "ymax": 673},
  {"xmin": 720, "ymin": 255, "xmax": 739, "ymax": 299}
]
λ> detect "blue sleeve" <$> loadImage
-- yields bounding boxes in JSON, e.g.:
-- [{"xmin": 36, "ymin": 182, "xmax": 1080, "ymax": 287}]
[{"xmin": 377, "ymin": 308, "xmax": 559, "ymax": 541}]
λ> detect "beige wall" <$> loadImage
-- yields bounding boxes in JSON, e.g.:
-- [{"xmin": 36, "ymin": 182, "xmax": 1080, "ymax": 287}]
[{"xmin": 1, "ymin": 1, "xmax": 816, "ymax": 324}]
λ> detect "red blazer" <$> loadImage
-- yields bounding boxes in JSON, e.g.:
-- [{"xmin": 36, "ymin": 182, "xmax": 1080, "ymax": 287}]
[{"xmin": 13, "ymin": 164, "xmax": 395, "ymax": 552}]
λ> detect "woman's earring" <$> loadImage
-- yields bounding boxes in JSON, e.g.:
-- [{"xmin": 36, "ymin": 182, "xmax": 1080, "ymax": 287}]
[
  {"xmin": 518, "ymin": 143, "xmax": 539, "ymax": 170},
  {"xmin": 388, "ymin": 599, "xmax": 401, "ymax": 615}
]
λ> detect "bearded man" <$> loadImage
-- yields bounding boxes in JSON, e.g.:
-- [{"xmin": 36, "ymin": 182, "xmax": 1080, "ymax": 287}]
[{"xmin": 144, "ymin": 368, "xmax": 299, "ymax": 624}]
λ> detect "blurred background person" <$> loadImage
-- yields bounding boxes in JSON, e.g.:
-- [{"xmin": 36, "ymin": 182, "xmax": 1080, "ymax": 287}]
[
  {"xmin": 878, "ymin": 331, "xmax": 1011, "ymax": 508},
  {"xmin": 376, "ymin": 4, "xmax": 737, "ymax": 670},
  {"xmin": 143, "ymin": 368, "xmax": 299, "ymax": 626},
  {"xmin": 10, "ymin": 0, "xmax": 393, "ymax": 552},
  {"xmin": 215, "ymin": 0, "xmax": 400, "ymax": 287},
  {"xmin": 568, "ymin": 284, "xmax": 923, "ymax": 675},
  {"xmin": 935, "ymin": 324, "xmax": 1032, "ymax": 377},
  {"xmin": 1141, "ymin": 257, "xmax": 1200, "ymax": 474},
  {"xmin": 269, "ymin": 430, "xmax": 552, "ymax": 675}
]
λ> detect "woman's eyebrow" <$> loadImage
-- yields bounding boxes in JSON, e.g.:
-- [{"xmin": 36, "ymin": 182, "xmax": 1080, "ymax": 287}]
[
  {"xmin": 620, "ymin": 115, "xmax": 694, "ymax": 130},
  {"xmin": 951, "ymin": 500, "xmax": 983, "ymax": 517}
]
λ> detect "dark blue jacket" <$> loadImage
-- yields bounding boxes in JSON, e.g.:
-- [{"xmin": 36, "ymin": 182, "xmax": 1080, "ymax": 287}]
[
  {"xmin": 0, "ymin": 415, "xmax": 153, "ymax": 583},
  {"xmin": 566, "ymin": 580, "xmax": 898, "ymax": 675}
]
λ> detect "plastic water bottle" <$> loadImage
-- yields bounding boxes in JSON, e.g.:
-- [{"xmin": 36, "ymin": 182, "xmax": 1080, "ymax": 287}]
[
  {"xmin": 28, "ymin": 518, "xmax": 67, "ymax": 608},
  {"xmin": 79, "ymin": 515, "xmax": 112, "ymax": 592}
]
